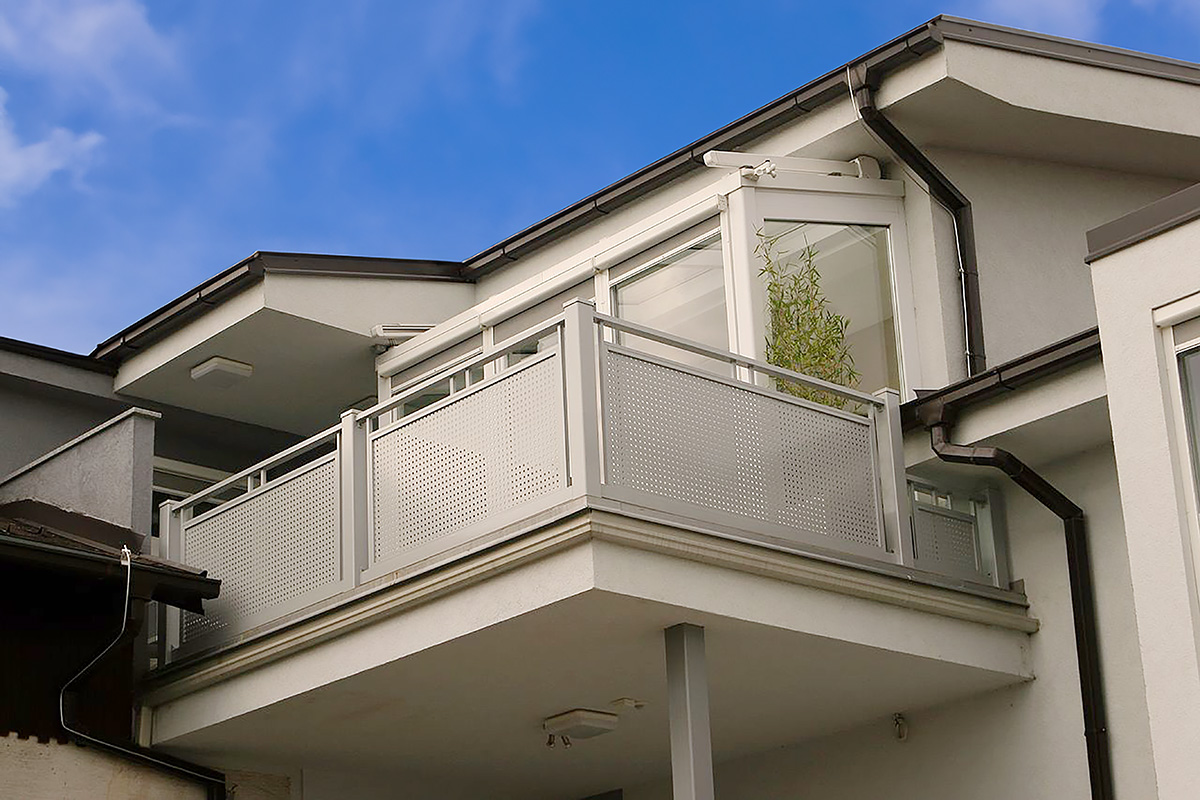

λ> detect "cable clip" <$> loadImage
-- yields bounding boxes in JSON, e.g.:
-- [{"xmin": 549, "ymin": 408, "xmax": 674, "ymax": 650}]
[{"xmin": 742, "ymin": 160, "xmax": 777, "ymax": 181}]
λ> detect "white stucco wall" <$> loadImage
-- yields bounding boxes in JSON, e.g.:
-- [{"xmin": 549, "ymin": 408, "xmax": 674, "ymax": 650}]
[
  {"xmin": 0, "ymin": 735, "xmax": 208, "ymax": 800},
  {"xmin": 1091, "ymin": 215, "xmax": 1200, "ymax": 799},
  {"xmin": 931, "ymin": 148, "xmax": 1186, "ymax": 366}
]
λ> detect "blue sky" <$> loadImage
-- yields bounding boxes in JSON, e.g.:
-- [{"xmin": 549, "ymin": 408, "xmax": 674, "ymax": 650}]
[{"xmin": 2, "ymin": 0, "xmax": 1199, "ymax": 354}]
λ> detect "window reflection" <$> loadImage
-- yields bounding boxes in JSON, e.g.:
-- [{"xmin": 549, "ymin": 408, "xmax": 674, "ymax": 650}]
[
  {"xmin": 760, "ymin": 220, "xmax": 898, "ymax": 394},
  {"xmin": 612, "ymin": 231, "xmax": 727, "ymax": 370}
]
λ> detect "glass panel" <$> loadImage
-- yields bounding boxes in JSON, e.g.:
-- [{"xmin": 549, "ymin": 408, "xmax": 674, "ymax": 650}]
[
  {"xmin": 612, "ymin": 231, "xmax": 727, "ymax": 370},
  {"xmin": 1179, "ymin": 348, "xmax": 1200, "ymax": 503},
  {"xmin": 759, "ymin": 220, "xmax": 898, "ymax": 396},
  {"xmin": 399, "ymin": 378, "xmax": 452, "ymax": 417}
]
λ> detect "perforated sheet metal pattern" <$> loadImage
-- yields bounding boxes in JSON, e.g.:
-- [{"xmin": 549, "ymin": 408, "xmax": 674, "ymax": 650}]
[
  {"xmin": 913, "ymin": 505, "xmax": 983, "ymax": 581},
  {"xmin": 604, "ymin": 350, "xmax": 883, "ymax": 550},
  {"xmin": 180, "ymin": 457, "xmax": 340, "ymax": 644},
  {"xmin": 371, "ymin": 355, "xmax": 566, "ymax": 564}
]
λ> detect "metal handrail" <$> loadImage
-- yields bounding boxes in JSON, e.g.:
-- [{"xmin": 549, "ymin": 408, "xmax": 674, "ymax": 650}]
[
  {"xmin": 592, "ymin": 310, "xmax": 883, "ymax": 407},
  {"xmin": 360, "ymin": 313, "xmax": 567, "ymax": 423},
  {"xmin": 173, "ymin": 424, "xmax": 339, "ymax": 512},
  {"xmin": 169, "ymin": 303, "xmax": 880, "ymax": 521}
]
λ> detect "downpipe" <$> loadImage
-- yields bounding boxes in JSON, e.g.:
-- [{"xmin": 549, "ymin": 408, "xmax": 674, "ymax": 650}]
[
  {"xmin": 847, "ymin": 66, "xmax": 987, "ymax": 376},
  {"xmin": 926, "ymin": 420, "xmax": 1114, "ymax": 800}
]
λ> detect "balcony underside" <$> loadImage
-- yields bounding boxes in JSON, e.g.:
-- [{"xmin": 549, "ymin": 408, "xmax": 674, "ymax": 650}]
[{"xmin": 146, "ymin": 509, "xmax": 1034, "ymax": 800}]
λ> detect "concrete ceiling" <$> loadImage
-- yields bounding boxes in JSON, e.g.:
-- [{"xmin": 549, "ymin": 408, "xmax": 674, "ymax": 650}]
[
  {"xmin": 117, "ymin": 308, "xmax": 377, "ymax": 436},
  {"xmin": 794, "ymin": 77, "xmax": 1200, "ymax": 185},
  {"xmin": 160, "ymin": 589, "xmax": 1023, "ymax": 799}
]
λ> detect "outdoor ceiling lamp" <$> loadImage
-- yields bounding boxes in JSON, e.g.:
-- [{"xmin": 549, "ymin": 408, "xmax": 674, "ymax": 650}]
[
  {"xmin": 542, "ymin": 708, "xmax": 619, "ymax": 747},
  {"xmin": 190, "ymin": 356, "xmax": 253, "ymax": 388}
]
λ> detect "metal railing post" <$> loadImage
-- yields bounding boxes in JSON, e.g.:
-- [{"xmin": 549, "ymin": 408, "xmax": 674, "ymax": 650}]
[
  {"xmin": 339, "ymin": 410, "xmax": 369, "ymax": 587},
  {"xmin": 162, "ymin": 499, "xmax": 183, "ymax": 662},
  {"xmin": 561, "ymin": 299, "xmax": 604, "ymax": 498},
  {"xmin": 873, "ymin": 388, "xmax": 914, "ymax": 566}
]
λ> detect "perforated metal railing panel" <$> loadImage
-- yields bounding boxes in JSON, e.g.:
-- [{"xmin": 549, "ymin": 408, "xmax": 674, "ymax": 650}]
[
  {"xmin": 603, "ymin": 349, "xmax": 884, "ymax": 550},
  {"xmin": 181, "ymin": 456, "xmax": 340, "ymax": 645},
  {"xmin": 371, "ymin": 355, "xmax": 566, "ymax": 565},
  {"xmin": 912, "ymin": 504, "xmax": 985, "ymax": 582}
]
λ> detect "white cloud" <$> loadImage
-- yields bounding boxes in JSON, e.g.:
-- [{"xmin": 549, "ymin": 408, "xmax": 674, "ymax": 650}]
[
  {"xmin": 0, "ymin": 87, "xmax": 102, "ymax": 206},
  {"xmin": 0, "ymin": 0, "xmax": 175, "ymax": 110},
  {"xmin": 967, "ymin": 0, "xmax": 1108, "ymax": 39}
]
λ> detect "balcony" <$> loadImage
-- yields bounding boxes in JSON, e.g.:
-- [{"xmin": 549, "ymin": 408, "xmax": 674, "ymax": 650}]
[{"xmin": 157, "ymin": 300, "xmax": 1015, "ymax": 662}]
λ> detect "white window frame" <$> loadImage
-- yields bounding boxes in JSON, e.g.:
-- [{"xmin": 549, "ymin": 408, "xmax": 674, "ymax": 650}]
[
  {"xmin": 1157, "ymin": 294, "xmax": 1200, "ymax": 646},
  {"xmin": 724, "ymin": 177, "xmax": 921, "ymax": 399},
  {"xmin": 594, "ymin": 173, "xmax": 921, "ymax": 398},
  {"xmin": 605, "ymin": 221, "xmax": 734, "ymax": 350}
]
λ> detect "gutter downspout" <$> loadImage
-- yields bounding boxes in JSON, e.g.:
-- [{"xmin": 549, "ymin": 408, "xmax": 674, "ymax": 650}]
[
  {"xmin": 919, "ymin": 411, "xmax": 1113, "ymax": 800},
  {"xmin": 847, "ymin": 66, "xmax": 987, "ymax": 377},
  {"xmin": 59, "ymin": 549, "xmax": 227, "ymax": 800}
]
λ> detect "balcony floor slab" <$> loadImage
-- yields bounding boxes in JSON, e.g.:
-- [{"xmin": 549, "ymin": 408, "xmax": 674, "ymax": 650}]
[{"xmin": 146, "ymin": 511, "xmax": 1034, "ymax": 798}]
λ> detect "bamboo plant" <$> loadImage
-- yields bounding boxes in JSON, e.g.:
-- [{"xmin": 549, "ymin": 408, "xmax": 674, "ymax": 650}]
[{"xmin": 756, "ymin": 229, "xmax": 860, "ymax": 409}]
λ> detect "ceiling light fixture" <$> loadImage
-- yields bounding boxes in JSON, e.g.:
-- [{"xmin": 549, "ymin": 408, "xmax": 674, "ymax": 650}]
[
  {"xmin": 190, "ymin": 356, "xmax": 253, "ymax": 388},
  {"xmin": 542, "ymin": 708, "xmax": 619, "ymax": 742}
]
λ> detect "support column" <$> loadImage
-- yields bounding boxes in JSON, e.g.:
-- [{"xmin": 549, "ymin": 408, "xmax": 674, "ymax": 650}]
[{"xmin": 665, "ymin": 623, "xmax": 715, "ymax": 800}]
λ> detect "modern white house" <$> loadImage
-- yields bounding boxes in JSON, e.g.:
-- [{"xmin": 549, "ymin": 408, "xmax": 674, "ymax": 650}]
[{"xmin": 5, "ymin": 14, "xmax": 1200, "ymax": 800}]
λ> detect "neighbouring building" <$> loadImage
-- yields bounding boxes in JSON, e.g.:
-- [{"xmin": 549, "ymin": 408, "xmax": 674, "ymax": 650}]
[{"xmin": 4, "ymin": 15, "xmax": 1200, "ymax": 800}]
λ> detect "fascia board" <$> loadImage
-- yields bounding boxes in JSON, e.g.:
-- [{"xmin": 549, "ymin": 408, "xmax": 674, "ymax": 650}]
[{"xmin": 113, "ymin": 282, "xmax": 266, "ymax": 392}]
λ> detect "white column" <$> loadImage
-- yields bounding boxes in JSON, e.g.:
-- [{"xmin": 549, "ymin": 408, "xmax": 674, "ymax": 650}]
[{"xmin": 665, "ymin": 623, "xmax": 715, "ymax": 800}]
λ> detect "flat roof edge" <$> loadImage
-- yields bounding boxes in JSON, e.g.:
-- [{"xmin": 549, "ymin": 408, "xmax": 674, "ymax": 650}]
[
  {"xmin": 0, "ymin": 335, "xmax": 116, "ymax": 375},
  {"xmin": 1086, "ymin": 182, "xmax": 1200, "ymax": 263},
  {"xmin": 91, "ymin": 252, "xmax": 471, "ymax": 363},
  {"xmin": 937, "ymin": 16, "xmax": 1200, "ymax": 86}
]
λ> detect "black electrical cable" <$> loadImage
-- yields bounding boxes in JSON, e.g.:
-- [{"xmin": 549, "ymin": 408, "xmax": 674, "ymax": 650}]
[{"xmin": 58, "ymin": 546, "xmax": 227, "ymax": 799}]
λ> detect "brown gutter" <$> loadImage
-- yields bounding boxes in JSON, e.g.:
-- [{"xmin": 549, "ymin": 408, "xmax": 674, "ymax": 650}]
[
  {"xmin": 917, "ymin": 416, "xmax": 1113, "ymax": 800},
  {"xmin": 0, "ymin": 335, "xmax": 118, "ymax": 375},
  {"xmin": 906, "ymin": 328, "xmax": 1114, "ymax": 800},
  {"xmin": 460, "ymin": 16, "xmax": 1200, "ymax": 280},
  {"xmin": 460, "ymin": 19, "xmax": 943, "ymax": 278},
  {"xmin": 902, "ymin": 327, "xmax": 1100, "ymax": 429}
]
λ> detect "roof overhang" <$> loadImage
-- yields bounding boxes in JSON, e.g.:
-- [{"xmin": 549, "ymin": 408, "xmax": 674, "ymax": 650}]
[
  {"xmin": 93, "ymin": 252, "xmax": 469, "ymax": 364},
  {"xmin": 457, "ymin": 15, "xmax": 1200, "ymax": 280},
  {"xmin": 0, "ymin": 504, "xmax": 220, "ymax": 614},
  {"xmin": 106, "ymin": 256, "xmax": 476, "ymax": 434}
]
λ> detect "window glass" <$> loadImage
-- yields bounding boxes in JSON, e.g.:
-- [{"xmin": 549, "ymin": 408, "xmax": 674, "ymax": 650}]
[
  {"xmin": 759, "ymin": 220, "xmax": 898, "ymax": 395},
  {"xmin": 1179, "ymin": 348, "xmax": 1200, "ymax": 498},
  {"xmin": 612, "ymin": 230, "xmax": 727, "ymax": 368},
  {"xmin": 614, "ymin": 231, "xmax": 726, "ymax": 347}
]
